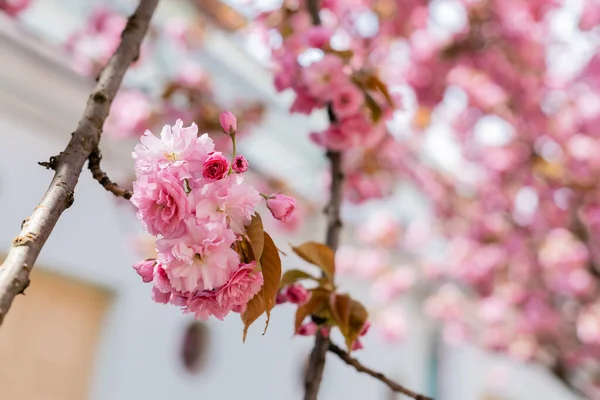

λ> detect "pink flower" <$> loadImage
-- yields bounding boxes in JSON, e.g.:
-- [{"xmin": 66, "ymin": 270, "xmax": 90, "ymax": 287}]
[
  {"xmin": 133, "ymin": 259, "xmax": 155, "ymax": 283},
  {"xmin": 233, "ymin": 155, "xmax": 249, "ymax": 173},
  {"xmin": 298, "ymin": 322, "xmax": 318, "ymax": 336},
  {"xmin": 219, "ymin": 111, "xmax": 238, "ymax": 134},
  {"xmin": 185, "ymin": 291, "xmax": 230, "ymax": 321},
  {"xmin": 290, "ymin": 89, "xmax": 320, "ymax": 114},
  {"xmin": 370, "ymin": 267, "xmax": 416, "ymax": 303},
  {"xmin": 157, "ymin": 218, "xmax": 239, "ymax": 292},
  {"xmin": 332, "ymin": 84, "xmax": 363, "ymax": 118},
  {"xmin": 152, "ymin": 286, "xmax": 171, "ymax": 304},
  {"xmin": 153, "ymin": 265, "xmax": 173, "ymax": 293},
  {"xmin": 202, "ymin": 152, "xmax": 229, "ymax": 181},
  {"xmin": 104, "ymin": 90, "xmax": 151, "ymax": 140},
  {"xmin": 304, "ymin": 26, "xmax": 333, "ymax": 48},
  {"xmin": 217, "ymin": 262, "xmax": 264, "ymax": 309},
  {"xmin": 266, "ymin": 194, "xmax": 297, "ymax": 222},
  {"xmin": 376, "ymin": 308, "xmax": 407, "ymax": 342},
  {"xmin": 194, "ymin": 175, "xmax": 261, "ymax": 232},
  {"xmin": 303, "ymin": 55, "xmax": 345, "ymax": 100},
  {"xmin": 131, "ymin": 169, "xmax": 191, "ymax": 237},
  {"xmin": 133, "ymin": 120, "xmax": 214, "ymax": 173},
  {"xmin": 285, "ymin": 284, "xmax": 310, "ymax": 304}
]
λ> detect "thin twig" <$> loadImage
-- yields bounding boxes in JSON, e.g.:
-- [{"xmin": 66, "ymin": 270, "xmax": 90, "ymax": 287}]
[
  {"xmin": 88, "ymin": 148, "xmax": 133, "ymax": 200},
  {"xmin": 0, "ymin": 0, "xmax": 159, "ymax": 326},
  {"xmin": 328, "ymin": 342, "xmax": 434, "ymax": 400}
]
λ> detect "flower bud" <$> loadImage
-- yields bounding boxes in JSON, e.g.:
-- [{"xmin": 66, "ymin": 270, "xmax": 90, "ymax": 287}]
[
  {"xmin": 233, "ymin": 155, "xmax": 249, "ymax": 173},
  {"xmin": 219, "ymin": 111, "xmax": 237, "ymax": 134},
  {"xmin": 298, "ymin": 322, "xmax": 318, "ymax": 336},
  {"xmin": 286, "ymin": 284, "xmax": 310, "ymax": 304},
  {"xmin": 266, "ymin": 194, "xmax": 296, "ymax": 223}
]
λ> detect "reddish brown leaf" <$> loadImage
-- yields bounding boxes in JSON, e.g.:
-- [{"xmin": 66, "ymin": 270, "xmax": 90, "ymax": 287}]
[
  {"xmin": 259, "ymin": 232, "xmax": 282, "ymax": 334},
  {"xmin": 279, "ymin": 269, "xmax": 318, "ymax": 289},
  {"xmin": 291, "ymin": 242, "xmax": 335, "ymax": 281},
  {"xmin": 329, "ymin": 293, "xmax": 352, "ymax": 337},
  {"xmin": 345, "ymin": 299, "xmax": 369, "ymax": 352},
  {"xmin": 246, "ymin": 214, "xmax": 264, "ymax": 263},
  {"xmin": 294, "ymin": 288, "xmax": 330, "ymax": 333},
  {"xmin": 241, "ymin": 293, "xmax": 265, "ymax": 342}
]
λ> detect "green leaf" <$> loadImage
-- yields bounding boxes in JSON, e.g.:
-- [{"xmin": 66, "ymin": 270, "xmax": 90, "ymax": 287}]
[
  {"xmin": 241, "ymin": 293, "xmax": 265, "ymax": 342},
  {"xmin": 259, "ymin": 232, "xmax": 282, "ymax": 334},
  {"xmin": 291, "ymin": 242, "xmax": 335, "ymax": 281},
  {"xmin": 247, "ymin": 214, "xmax": 264, "ymax": 263},
  {"xmin": 345, "ymin": 299, "xmax": 368, "ymax": 352},
  {"xmin": 279, "ymin": 269, "xmax": 318, "ymax": 289},
  {"xmin": 329, "ymin": 293, "xmax": 351, "ymax": 337},
  {"xmin": 294, "ymin": 288, "xmax": 330, "ymax": 333}
]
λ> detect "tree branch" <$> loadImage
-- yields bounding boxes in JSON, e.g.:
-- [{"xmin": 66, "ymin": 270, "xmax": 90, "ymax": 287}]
[
  {"xmin": 328, "ymin": 342, "xmax": 434, "ymax": 400},
  {"xmin": 0, "ymin": 0, "xmax": 158, "ymax": 326},
  {"xmin": 88, "ymin": 148, "xmax": 133, "ymax": 200},
  {"xmin": 302, "ymin": 0, "xmax": 344, "ymax": 397}
]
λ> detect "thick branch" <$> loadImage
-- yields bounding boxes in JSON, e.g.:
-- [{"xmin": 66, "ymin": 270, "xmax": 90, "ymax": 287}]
[
  {"xmin": 0, "ymin": 0, "xmax": 158, "ymax": 326},
  {"xmin": 328, "ymin": 343, "xmax": 434, "ymax": 400},
  {"xmin": 88, "ymin": 148, "xmax": 133, "ymax": 200}
]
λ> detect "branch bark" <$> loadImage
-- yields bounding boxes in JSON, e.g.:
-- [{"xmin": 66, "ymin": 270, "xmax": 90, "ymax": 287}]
[
  {"xmin": 328, "ymin": 343, "xmax": 433, "ymax": 400},
  {"xmin": 0, "ymin": 0, "xmax": 158, "ymax": 326}
]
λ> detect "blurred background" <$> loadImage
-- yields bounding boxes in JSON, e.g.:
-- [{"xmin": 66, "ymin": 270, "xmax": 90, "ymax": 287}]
[{"xmin": 0, "ymin": 0, "xmax": 596, "ymax": 399}]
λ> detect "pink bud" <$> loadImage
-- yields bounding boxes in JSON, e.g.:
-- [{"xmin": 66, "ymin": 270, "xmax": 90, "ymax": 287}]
[
  {"xmin": 298, "ymin": 322, "xmax": 318, "ymax": 336},
  {"xmin": 360, "ymin": 320, "xmax": 371, "ymax": 337},
  {"xmin": 133, "ymin": 259, "xmax": 155, "ymax": 283},
  {"xmin": 219, "ymin": 111, "xmax": 237, "ymax": 134},
  {"xmin": 351, "ymin": 339, "xmax": 364, "ymax": 351},
  {"xmin": 233, "ymin": 155, "xmax": 249, "ymax": 173},
  {"xmin": 202, "ymin": 152, "xmax": 229, "ymax": 180},
  {"xmin": 276, "ymin": 290, "xmax": 288, "ymax": 304},
  {"xmin": 266, "ymin": 194, "xmax": 297, "ymax": 222},
  {"xmin": 286, "ymin": 284, "xmax": 310, "ymax": 304},
  {"xmin": 320, "ymin": 327, "xmax": 330, "ymax": 338}
]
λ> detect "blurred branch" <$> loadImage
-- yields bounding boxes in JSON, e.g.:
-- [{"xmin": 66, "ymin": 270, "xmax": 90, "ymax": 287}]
[
  {"xmin": 302, "ymin": 0, "xmax": 343, "ymax": 397},
  {"xmin": 0, "ymin": 0, "xmax": 158, "ymax": 326},
  {"xmin": 88, "ymin": 148, "xmax": 133, "ymax": 200},
  {"xmin": 551, "ymin": 358, "xmax": 586, "ymax": 399},
  {"xmin": 328, "ymin": 342, "xmax": 434, "ymax": 400}
]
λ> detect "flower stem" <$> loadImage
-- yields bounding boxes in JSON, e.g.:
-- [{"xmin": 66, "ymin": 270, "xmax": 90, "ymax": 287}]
[{"xmin": 228, "ymin": 132, "xmax": 237, "ymax": 174}]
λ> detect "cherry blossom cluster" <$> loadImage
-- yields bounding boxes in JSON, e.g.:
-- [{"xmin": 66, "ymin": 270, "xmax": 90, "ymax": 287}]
[
  {"xmin": 257, "ymin": 1, "xmax": 394, "ymax": 151},
  {"xmin": 130, "ymin": 113, "xmax": 295, "ymax": 320},
  {"xmin": 325, "ymin": 0, "xmax": 600, "ymax": 393}
]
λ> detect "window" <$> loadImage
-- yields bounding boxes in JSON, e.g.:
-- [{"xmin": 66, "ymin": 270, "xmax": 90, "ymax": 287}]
[
  {"xmin": 0, "ymin": 268, "xmax": 111, "ymax": 400},
  {"xmin": 180, "ymin": 321, "xmax": 210, "ymax": 373}
]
